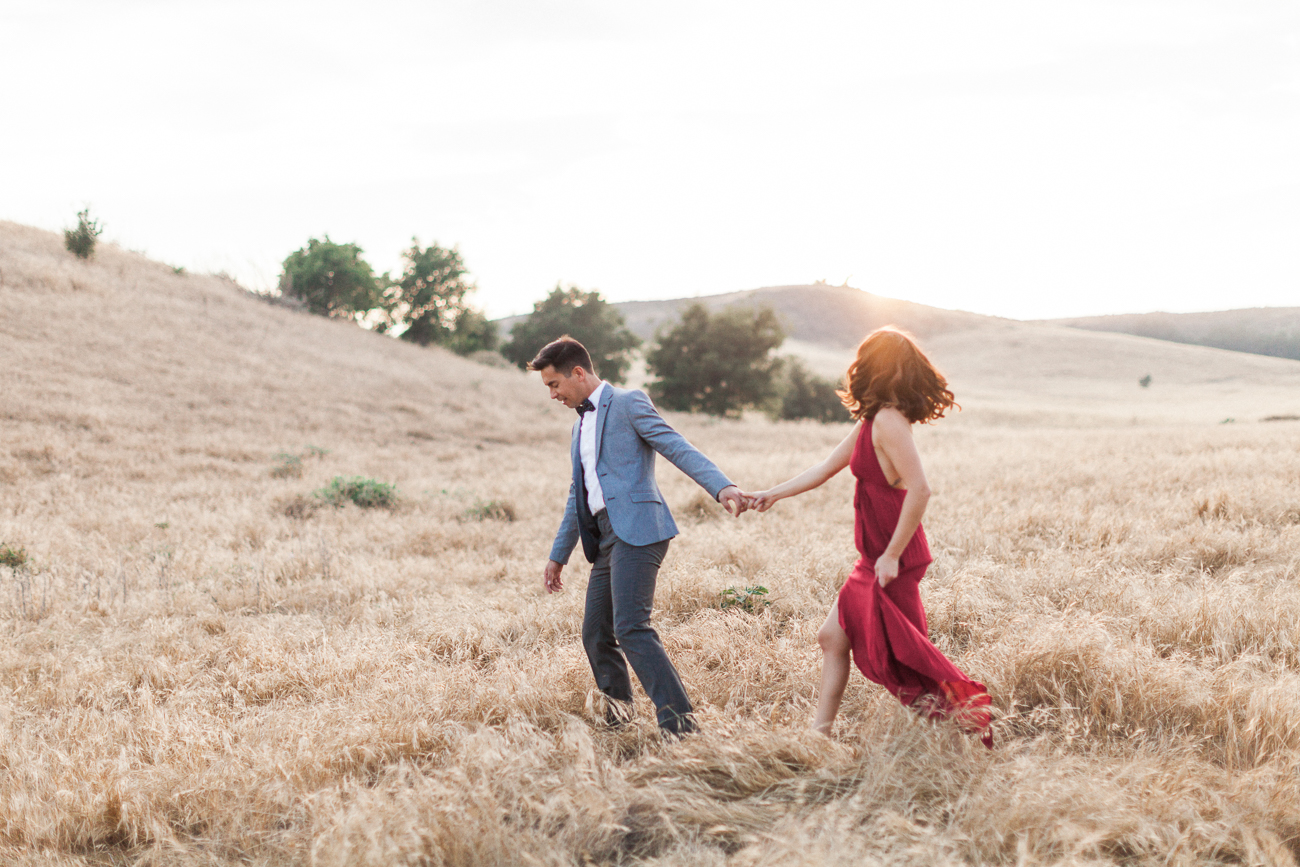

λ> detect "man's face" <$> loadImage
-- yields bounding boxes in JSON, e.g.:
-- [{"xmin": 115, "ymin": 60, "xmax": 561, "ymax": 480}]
[{"xmin": 538, "ymin": 365, "xmax": 590, "ymax": 409}]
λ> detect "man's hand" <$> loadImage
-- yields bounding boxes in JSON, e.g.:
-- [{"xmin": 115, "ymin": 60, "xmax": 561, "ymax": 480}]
[
  {"xmin": 544, "ymin": 560, "xmax": 564, "ymax": 593},
  {"xmin": 717, "ymin": 485, "xmax": 748, "ymax": 517}
]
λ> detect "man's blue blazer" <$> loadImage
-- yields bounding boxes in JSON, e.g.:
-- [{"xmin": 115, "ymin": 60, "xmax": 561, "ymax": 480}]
[{"xmin": 549, "ymin": 386, "xmax": 733, "ymax": 565}]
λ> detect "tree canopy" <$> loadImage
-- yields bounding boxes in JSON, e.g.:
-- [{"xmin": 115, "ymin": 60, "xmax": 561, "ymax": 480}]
[
  {"xmin": 502, "ymin": 285, "xmax": 641, "ymax": 384},
  {"xmin": 278, "ymin": 236, "xmax": 494, "ymax": 355},
  {"xmin": 379, "ymin": 239, "xmax": 496, "ymax": 354},
  {"xmin": 774, "ymin": 357, "xmax": 847, "ymax": 423},
  {"xmin": 645, "ymin": 304, "xmax": 785, "ymax": 417},
  {"xmin": 279, "ymin": 237, "xmax": 381, "ymax": 320}
]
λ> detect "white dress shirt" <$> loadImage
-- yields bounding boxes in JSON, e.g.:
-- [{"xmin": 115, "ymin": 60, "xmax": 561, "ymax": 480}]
[{"xmin": 580, "ymin": 381, "xmax": 607, "ymax": 514}]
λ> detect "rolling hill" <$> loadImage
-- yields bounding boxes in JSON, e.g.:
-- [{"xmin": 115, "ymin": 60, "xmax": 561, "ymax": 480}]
[
  {"xmin": 606, "ymin": 283, "xmax": 991, "ymax": 347},
  {"xmin": 1048, "ymin": 307, "xmax": 1300, "ymax": 362},
  {"xmin": 504, "ymin": 283, "xmax": 1300, "ymax": 425},
  {"xmin": 496, "ymin": 283, "xmax": 990, "ymax": 350}
]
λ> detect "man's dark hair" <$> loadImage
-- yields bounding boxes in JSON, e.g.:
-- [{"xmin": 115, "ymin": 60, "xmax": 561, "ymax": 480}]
[{"xmin": 528, "ymin": 335, "xmax": 596, "ymax": 376}]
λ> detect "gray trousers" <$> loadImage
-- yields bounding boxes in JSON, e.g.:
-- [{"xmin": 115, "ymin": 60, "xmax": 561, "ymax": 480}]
[{"xmin": 582, "ymin": 509, "xmax": 695, "ymax": 733}]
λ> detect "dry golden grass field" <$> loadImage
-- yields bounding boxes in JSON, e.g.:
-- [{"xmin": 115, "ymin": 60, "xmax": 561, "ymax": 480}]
[{"xmin": 3, "ymin": 220, "xmax": 1300, "ymax": 866}]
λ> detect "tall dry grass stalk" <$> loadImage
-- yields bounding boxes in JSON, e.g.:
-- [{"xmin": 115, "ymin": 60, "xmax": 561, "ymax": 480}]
[{"xmin": 2, "ymin": 220, "xmax": 1300, "ymax": 865}]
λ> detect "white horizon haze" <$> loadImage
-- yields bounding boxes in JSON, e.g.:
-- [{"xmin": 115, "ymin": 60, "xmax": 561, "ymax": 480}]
[{"xmin": 3, "ymin": 0, "xmax": 1297, "ymax": 321}]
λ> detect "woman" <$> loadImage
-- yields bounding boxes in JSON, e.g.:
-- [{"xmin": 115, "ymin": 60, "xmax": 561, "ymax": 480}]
[{"xmin": 747, "ymin": 327, "xmax": 991, "ymax": 745}]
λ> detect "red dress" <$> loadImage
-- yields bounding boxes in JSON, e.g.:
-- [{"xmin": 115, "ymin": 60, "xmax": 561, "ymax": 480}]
[{"xmin": 836, "ymin": 420, "xmax": 993, "ymax": 746}]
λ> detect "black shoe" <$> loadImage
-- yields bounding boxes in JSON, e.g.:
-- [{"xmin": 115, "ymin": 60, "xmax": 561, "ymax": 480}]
[
  {"xmin": 658, "ymin": 710, "xmax": 698, "ymax": 739},
  {"xmin": 601, "ymin": 697, "xmax": 635, "ymax": 729}
]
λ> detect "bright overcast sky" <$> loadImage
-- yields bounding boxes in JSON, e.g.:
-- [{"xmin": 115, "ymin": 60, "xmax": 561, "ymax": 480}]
[{"xmin": 3, "ymin": 0, "xmax": 1297, "ymax": 319}]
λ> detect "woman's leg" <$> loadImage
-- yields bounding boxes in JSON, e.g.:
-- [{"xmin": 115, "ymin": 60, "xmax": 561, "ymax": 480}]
[{"xmin": 812, "ymin": 601, "xmax": 853, "ymax": 735}]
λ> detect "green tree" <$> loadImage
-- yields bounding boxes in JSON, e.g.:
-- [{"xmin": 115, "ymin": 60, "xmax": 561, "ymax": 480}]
[
  {"xmin": 279, "ymin": 237, "xmax": 381, "ymax": 320},
  {"xmin": 775, "ymin": 357, "xmax": 847, "ymax": 423},
  {"xmin": 445, "ymin": 307, "xmax": 498, "ymax": 356},
  {"xmin": 646, "ymin": 304, "xmax": 785, "ymax": 417},
  {"xmin": 502, "ymin": 285, "xmax": 641, "ymax": 384},
  {"xmin": 380, "ymin": 239, "xmax": 496, "ymax": 354},
  {"xmin": 64, "ymin": 208, "xmax": 103, "ymax": 259}
]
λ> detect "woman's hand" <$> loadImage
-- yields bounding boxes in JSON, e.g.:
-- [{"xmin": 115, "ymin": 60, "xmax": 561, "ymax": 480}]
[
  {"xmin": 875, "ymin": 554, "xmax": 900, "ymax": 588},
  {"xmin": 745, "ymin": 490, "xmax": 779, "ymax": 512}
]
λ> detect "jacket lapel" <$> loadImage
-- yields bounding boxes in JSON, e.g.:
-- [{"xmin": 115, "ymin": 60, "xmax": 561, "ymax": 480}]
[{"xmin": 593, "ymin": 385, "xmax": 614, "ymax": 463}]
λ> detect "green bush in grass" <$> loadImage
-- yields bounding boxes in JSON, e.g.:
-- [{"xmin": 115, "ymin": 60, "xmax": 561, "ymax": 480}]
[{"xmin": 314, "ymin": 476, "xmax": 398, "ymax": 509}]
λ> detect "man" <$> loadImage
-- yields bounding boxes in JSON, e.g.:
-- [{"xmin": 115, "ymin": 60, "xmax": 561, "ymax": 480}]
[{"xmin": 531, "ymin": 336, "xmax": 746, "ymax": 736}]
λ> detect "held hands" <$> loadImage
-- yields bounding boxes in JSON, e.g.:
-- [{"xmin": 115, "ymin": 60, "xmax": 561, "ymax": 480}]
[
  {"xmin": 717, "ymin": 485, "xmax": 749, "ymax": 517},
  {"xmin": 720, "ymin": 487, "xmax": 781, "ymax": 514}
]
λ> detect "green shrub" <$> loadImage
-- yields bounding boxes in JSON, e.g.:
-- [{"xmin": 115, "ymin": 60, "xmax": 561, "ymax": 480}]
[
  {"xmin": 718, "ymin": 585, "xmax": 770, "ymax": 613},
  {"xmin": 314, "ymin": 476, "xmax": 398, "ymax": 509},
  {"xmin": 461, "ymin": 499, "xmax": 516, "ymax": 522},
  {"xmin": 64, "ymin": 208, "xmax": 103, "ymax": 259},
  {"xmin": 0, "ymin": 543, "xmax": 29, "ymax": 571},
  {"xmin": 3, "ymin": 543, "xmax": 45, "ymax": 620}
]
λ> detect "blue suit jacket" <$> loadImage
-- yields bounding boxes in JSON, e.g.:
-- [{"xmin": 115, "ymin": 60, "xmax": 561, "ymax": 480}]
[{"xmin": 549, "ymin": 386, "xmax": 734, "ymax": 565}]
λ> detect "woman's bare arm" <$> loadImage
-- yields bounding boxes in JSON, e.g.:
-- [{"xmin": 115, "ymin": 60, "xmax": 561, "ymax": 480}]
[
  {"xmin": 748, "ymin": 421, "xmax": 862, "ymax": 511},
  {"xmin": 872, "ymin": 408, "xmax": 931, "ymax": 586}
]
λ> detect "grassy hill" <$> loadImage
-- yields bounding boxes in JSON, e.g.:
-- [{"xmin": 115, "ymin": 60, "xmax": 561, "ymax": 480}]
[
  {"xmin": 4, "ymin": 221, "xmax": 1300, "ymax": 865},
  {"xmin": 1051, "ymin": 307, "xmax": 1300, "ymax": 362},
  {"xmin": 0, "ymin": 223, "xmax": 552, "ymax": 455}
]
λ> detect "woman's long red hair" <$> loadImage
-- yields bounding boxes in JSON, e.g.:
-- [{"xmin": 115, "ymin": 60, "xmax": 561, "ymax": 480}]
[{"xmin": 837, "ymin": 327, "xmax": 957, "ymax": 423}]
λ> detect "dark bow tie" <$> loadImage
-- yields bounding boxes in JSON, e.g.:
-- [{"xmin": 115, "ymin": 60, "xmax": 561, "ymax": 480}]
[{"xmin": 576, "ymin": 398, "xmax": 595, "ymax": 416}]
